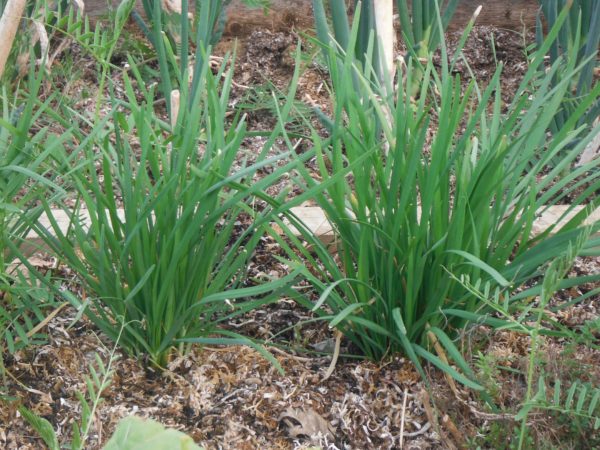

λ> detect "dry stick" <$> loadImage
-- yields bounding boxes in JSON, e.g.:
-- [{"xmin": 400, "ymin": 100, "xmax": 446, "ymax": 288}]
[
  {"xmin": 13, "ymin": 302, "xmax": 69, "ymax": 345},
  {"xmin": 425, "ymin": 326, "xmax": 467, "ymax": 447},
  {"xmin": 321, "ymin": 329, "xmax": 342, "ymax": 381},
  {"xmin": 373, "ymin": 0, "xmax": 395, "ymax": 155},
  {"xmin": 269, "ymin": 346, "xmax": 318, "ymax": 363},
  {"xmin": 47, "ymin": 36, "xmax": 72, "ymax": 70},
  {"xmin": 170, "ymin": 89, "xmax": 181, "ymax": 129},
  {"xmin": 203, "ymin": 345, "xmax": 318, "ymax": 363},
  {"xmin": 426, "ymin": 324, "xmax": 461, "ymax": 399},
  {"xmin": 451, "ymin": 387, "xmax": 517, "ymax": 421},
  {"xmin": 399, "ymin": 387, "xmax": 409, "ymax": 448},
  {"xmin": 1, "ymin": 302, "xmax": 68, "ymax": 392},
  {"xmin": 421, "ymin": 389, "xmax": 458, "ymax": 450},
  {"xmin": 0, "ymin": 0, "xmax": 28, "ymax": 78},
  {"xmin": 426, "ymin": 325, "xmax": 510, "ymax": 444},
  {"xmin": 373, "ymin": 0, "xmax": 395, "ymax": 83},
  {"xmin": 403, "ymin": 422, "xmax": 431, "ymax": 438},
  {"xmin": 442, "ymin": 413, "xmax": 465, "ymax": 447}
]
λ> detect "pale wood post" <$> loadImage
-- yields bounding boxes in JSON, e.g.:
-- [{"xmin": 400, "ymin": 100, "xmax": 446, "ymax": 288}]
[
  {"xmin": 0, "ymin": 0, "xmax": 27, "ymax": 78},
  {"xmin": 374, "ymin": 0, "xmax": 395, "ymax": 83}
]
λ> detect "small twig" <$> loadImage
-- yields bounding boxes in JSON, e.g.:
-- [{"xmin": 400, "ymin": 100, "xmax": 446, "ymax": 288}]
[
  {"xmin": 47, "ymin": 37, "xmax": 72, "ymax": 69},
  {"xmin": 399, "ymin": 387, "xmax": 408, "ymax": 448},
  {"xmin": 458, "ymin": 397, "xmax": 517, "ymax": 421},
  {"xmin": 426, "ymin": 325, "xmax": 461, "ymax": 399},
  {"xmin": 442, "ymin": 364, "xmax": 518, "ymax": 421},
  {"xmin": 402, "ymin": 421, "xmax": 431, "ymax": 438},
  {"xmin": 292, "ymin": 138, "xmax": 304, "ymax": 152},
  {"xmin": 170, "ymin": 89, "xmax": 180, "ymax": 129},
  {"xmin": 269, "ymin": 346, "xmax": 316, "ymax": 363},
  {"xmin": 231, "ymin": 78, "xmax": 251, "ymax": 90},
  {"xmin": 442, "ymin": 414, "xmax": 465, "ymax": 447},
  {"xmin": 321, "ymin": 329, "xmax": 342, "ymax": 381},
  {"xmin": 202, "ymin": 345, "xmax": 317, "ymax": 363},
  {"xmin": 421, "ymin": 389, "xmax": 457, "ymax": 450},
  {"xmin": 14, "ymin": 302, "xmax": 69, "ymax": 345},
  {"xmin": 226, "ymin": 318, "xmax": 257, "ymax": 329},
  {"xmin": 213, "ymin": 388, "xmax": 245, "ymax": 407},
  {"xmin": 3, "ymin": 372, "xmax": 38, "ymax": 392}
]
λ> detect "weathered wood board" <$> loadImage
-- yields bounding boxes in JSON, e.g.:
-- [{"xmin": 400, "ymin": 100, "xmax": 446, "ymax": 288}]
[
  {"xmin": 17, "ymin": 205, "xmax": 600, "ymax": 258},
  {"xmin": 445, "ymin": 0, "xmax": 538, "ymax": 31},
  {"xmin": 282, "ymin": 205, "xmax": 600, "ymax": 250},
  {"xmin": 83, "ymin": 0, "xmax": 539, "ymax": 35}
]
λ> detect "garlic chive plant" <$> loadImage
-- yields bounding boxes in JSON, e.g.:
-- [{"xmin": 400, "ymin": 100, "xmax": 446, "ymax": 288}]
[
  {"xmin": 32, "ymin": 55, "xmax": 306, "ymax": 368},
  {"xmin": 279, "ymin": 6, "xmax": 600, "ymax": 389},
  {"xmin": 535, "ymin": 0, "xmax": 600, "ymax": 166},
  {"xmin": 134, "ymin": 0, "xmax": 269, "ymax": 120},
  {"xmin": 397, "ymin": 0, "xmax": 459, "ymax": 61},
  {"xmin": 1, "ymin": 65, "xmax": 67, "ymax": 386},
  {"xmin": 312, "ymin": 0, "xmax": 458, "ymax": 91},
  {"xmin": 312, "ymin": 0, "xmax": 387, "ymax": 88}
]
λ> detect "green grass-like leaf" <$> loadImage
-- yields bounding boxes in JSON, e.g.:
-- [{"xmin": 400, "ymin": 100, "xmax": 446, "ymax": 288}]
[{"xmin": 19, "ymin": 406, "xmax": 60, "ymax": 450}]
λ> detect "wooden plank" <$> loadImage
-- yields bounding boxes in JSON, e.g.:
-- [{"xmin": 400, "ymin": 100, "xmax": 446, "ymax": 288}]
[
  {"xmin": 284, "ymin": 205, "xmax": 600, "ymax": 249},
  {"xmin": 82, "ymin": 0, "xmax": 539, "ymax": 34},
  {"xmin": 17, "ymin": 205, "xmax": 599, "ymax": 258},
  {"xmin": 446, "ymin": 0, "xmax": 538, "ymax": 31},
  {"xmin": 83, "ymin": 0, "xmax": 312, "ymax": 34},
  {"xmin": 18, "ymin": 209, "xmax": 125, "ymax": 257}
]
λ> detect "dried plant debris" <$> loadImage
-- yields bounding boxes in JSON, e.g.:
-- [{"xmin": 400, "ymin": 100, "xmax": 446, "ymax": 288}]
[
  {"xmin": 1, "ymin": 303, "xmax": 439, "ymax": 449},
  {"xmin": 278, "ymin": 407, "xmax": 334, "ymax": 442}
]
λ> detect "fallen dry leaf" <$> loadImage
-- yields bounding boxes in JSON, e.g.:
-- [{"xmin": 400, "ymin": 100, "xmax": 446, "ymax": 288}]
[{"xmin": 277, "ymin": 407, "xmax": 334, "ymax": 441}]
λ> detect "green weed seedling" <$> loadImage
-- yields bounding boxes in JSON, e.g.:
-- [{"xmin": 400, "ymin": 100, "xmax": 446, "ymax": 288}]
[
  {"xmin": 455, "ymin": 229, "xmax": 600, "ymax": 447},
  {"xmin": 20, "ymin": 323, "xmax": 124, "ymax": 450},
  {"xmin": 514, "ymin": 231, "xmax": 598, "ymax": 448}
]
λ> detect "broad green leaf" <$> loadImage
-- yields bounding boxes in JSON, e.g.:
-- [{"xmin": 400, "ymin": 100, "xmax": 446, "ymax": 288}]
[{"xmin": 102, "ymin": 416, "xmax": 203, "ymax": 450}]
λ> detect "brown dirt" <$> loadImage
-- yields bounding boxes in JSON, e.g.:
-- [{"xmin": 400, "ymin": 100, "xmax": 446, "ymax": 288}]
[{"xmin": 1, "ymin": 305, "xmax": 435, "ymax": 449}]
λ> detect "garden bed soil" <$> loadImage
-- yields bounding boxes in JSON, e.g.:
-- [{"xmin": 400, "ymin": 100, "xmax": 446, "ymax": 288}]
[{"xmin": 2, "ymin": 20, "xmax": 599, "ymax": 450}]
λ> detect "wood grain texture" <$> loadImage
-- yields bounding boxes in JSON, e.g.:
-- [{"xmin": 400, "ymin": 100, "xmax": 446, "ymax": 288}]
[
  {"xmin": 83, "ymin": 0, "xmax": 313, "ymax": 34},
  {"xmin": 83, "ymin": 0, "xmax": 539, "ymax": 34},
  {"xmin": 19, "ymin": 205, "xmax": 598, "ymax": 258},
  {"xmin": 449, "ymin": 0, "xmax": 538, "ymax": 31},
  {"xmin": 0, "ymin": 0, "xmax": 28, "ymax": 77}
]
